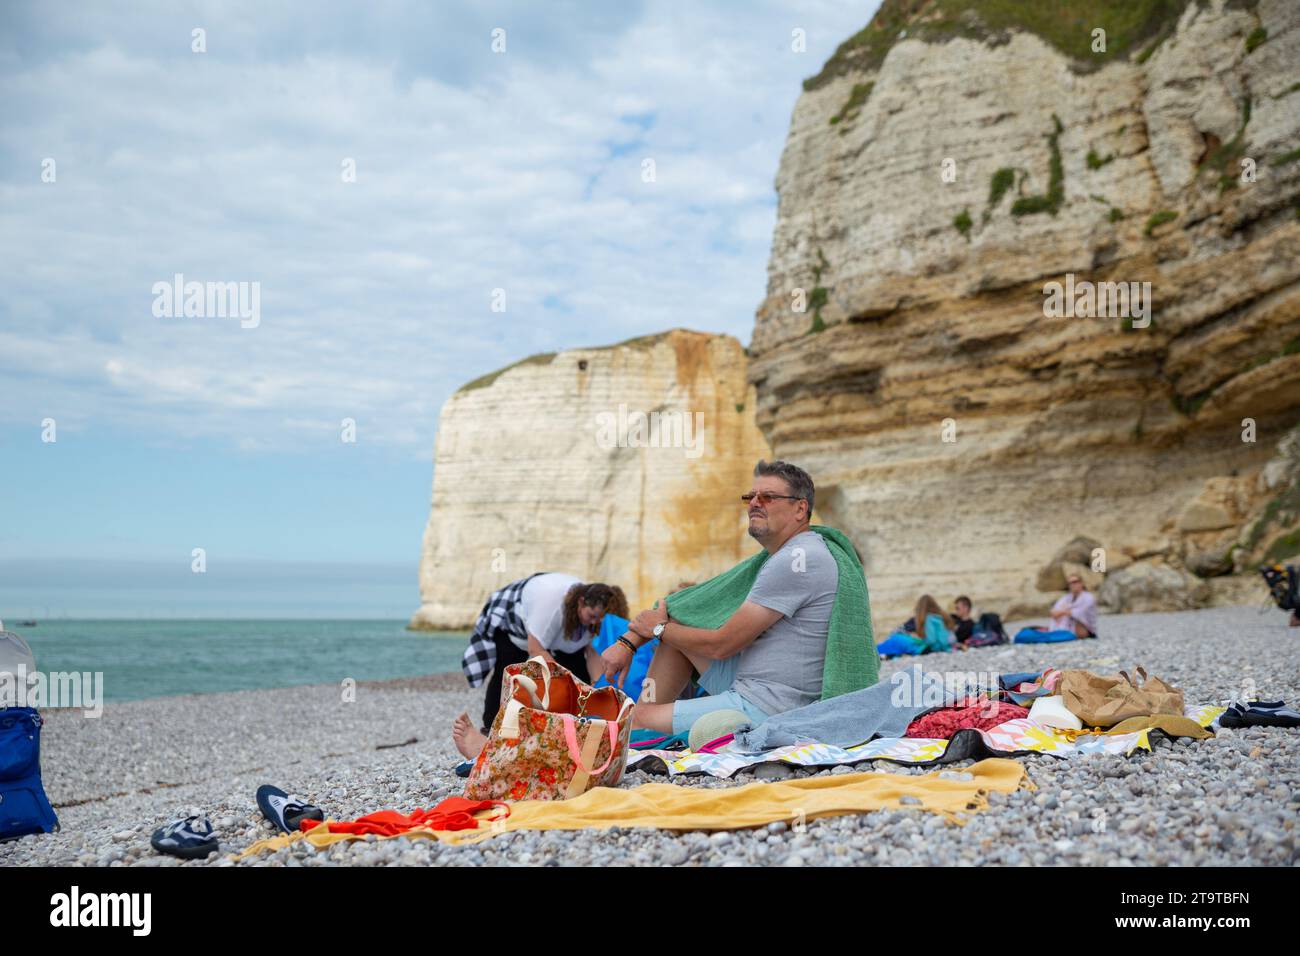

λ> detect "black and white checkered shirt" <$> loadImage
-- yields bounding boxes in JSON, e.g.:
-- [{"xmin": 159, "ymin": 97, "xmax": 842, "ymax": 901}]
[{"xmin": 460, "ymin": 573, "xmax": 543, "ymax": 687}]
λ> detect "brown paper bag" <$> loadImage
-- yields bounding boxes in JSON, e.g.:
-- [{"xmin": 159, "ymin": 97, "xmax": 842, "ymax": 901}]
[{"xmin": 1057, "ymin": 666, "xmax": 1185, "ymax": 728}]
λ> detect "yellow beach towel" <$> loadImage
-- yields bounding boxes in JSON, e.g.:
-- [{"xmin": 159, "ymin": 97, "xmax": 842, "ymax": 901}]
[{"xmin": 236, "ymin": 757, "xmax": 1028, "ymax": 859}]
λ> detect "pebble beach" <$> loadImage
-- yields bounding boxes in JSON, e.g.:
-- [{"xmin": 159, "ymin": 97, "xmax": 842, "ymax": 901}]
[{"xmin": 4, "ymin": 604, "xmax": 1297, "ymax": 868}]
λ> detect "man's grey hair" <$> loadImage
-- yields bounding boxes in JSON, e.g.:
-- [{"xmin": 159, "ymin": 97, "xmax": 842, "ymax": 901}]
[{"xmin": 753, "ymin": 459, "xmax": 814, "ymax": 515}]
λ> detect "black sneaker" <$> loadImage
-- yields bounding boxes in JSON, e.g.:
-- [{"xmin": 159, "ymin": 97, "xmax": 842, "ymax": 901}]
[
  {"xmin": 150, "ymin": 816, "xmax": 219, "ymax": 859},
  {"xmin": 1219, "ymin": 701, "xmax": 1300, "ymax": 728},
  {"xmin": 255, "ymin": 785, "xmax": 325, "ymax": 834}
]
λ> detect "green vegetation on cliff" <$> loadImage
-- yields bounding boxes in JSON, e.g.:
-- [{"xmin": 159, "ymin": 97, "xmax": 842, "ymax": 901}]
[
  {"xmin": 459, "ymin": 351, "xmax": 558, "ymax": 393},
  {"xmin": 1144, "ymin": 209, "xmax": 1178, "ymax": 236},
  {"xmin": 829, "ymin": 82, "xmax": 874, "ymax": 126},
  {"xmin": 987, "ymin": 167, "xmax": 1016, "ymax": 209},
  {"xmin": 806, "ymin": 248, "xmax": 831, "ymax": 335},
  {"xmin": 1011, "ymin": 115, "xmax": 1065, "ymax": 217},
  {"xmin": 803, "ymin": 0, "xmax": 1201, "ymax": 92},
  {"xmin": 1086, "ymin": 148, "xmax": 1114, "ymax": 169},
  {"xmin": 1271, "ymin": 147, "xmax": 1300, "ymax": 167},
  {"xmin": 457, "ymin": 330, "xmax": 698, "ymax": 394},
  {"xmin": 953, "ymin": 208, "xmax": 973, "ymax": 238},
  {"xmin": 1248, "ymin": 472, "xmax": 1300, "ymax": 561}
]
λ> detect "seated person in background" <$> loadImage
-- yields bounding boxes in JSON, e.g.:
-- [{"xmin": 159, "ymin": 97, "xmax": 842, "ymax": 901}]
[
  {"xmin": 1047, "ymin": 574, "xmax": 1097, "ymax": 638},
  {"xmin": 952, "ymin": 595, "xmax": 1009, "ymax": 646},
  {"xmin": 952, "ymin": 595, "xmax": 976, "ymax": 643},
  {"xmin": 877, "ymin": 594, "xmax": 955, "ymax": 656},
  {"xmin": 600, "ymin": 461, "xmax": 836, "ymax": 735}
]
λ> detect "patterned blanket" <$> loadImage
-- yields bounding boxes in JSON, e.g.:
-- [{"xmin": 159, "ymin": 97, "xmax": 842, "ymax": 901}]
[{"xmin": 625, "ymin": 704, "xmax": 1226, "ymax": 780}]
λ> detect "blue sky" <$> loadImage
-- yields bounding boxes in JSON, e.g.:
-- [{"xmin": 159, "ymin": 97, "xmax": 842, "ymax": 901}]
[{"xmin": 0, "ymin": 0, "xmax": 880, "ymax": 615}]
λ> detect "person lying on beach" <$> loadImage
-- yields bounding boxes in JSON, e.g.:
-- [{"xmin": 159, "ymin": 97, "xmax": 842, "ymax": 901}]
[
  {"xmin": 453, "ymin": 577, "xmax": 628, "ymax": 759},
  {"xmin": 599, "ymin": 460, "xmax": 837, "ymax": 735}
]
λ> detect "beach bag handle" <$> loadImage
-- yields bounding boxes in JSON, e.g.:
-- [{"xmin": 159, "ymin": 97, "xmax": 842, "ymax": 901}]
[
  {"xmin": 498, "ymin": 656, "xmax": 556, "ymax": 739},
  {"xmin": 562, "ymin": 716, "xmax": 619, "ymax": 776},
  {"xmin": 510, "ymin": 655, "xmax": 554, "ymax": 708}
]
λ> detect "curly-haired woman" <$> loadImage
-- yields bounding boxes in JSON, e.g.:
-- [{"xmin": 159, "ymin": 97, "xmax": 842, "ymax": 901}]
[{"xmin": 452, "ymin": 574, "xmax": 628, "ymax": 760}]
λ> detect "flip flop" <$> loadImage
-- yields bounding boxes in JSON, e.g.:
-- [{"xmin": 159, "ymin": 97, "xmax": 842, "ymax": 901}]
[
  {"xmin": 150, "ymin": 816, "xmax": 219, "ymax": 859},
  {"xmin": 256, "ymin": 785, "xmax": 325, "ymax": 833},
  {"xmin": 454, "ymin": 760, "xmax": 473, "ymax": 778}
]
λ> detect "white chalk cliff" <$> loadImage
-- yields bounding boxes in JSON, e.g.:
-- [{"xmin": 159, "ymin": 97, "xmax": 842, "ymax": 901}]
[{"xmin": 410, "ymin": 330, "xmax": 772, "ymax": 629}]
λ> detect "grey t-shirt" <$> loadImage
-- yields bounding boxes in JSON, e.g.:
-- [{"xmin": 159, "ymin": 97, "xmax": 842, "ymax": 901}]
[{"xmin": 733, "ymin": 530, "xmax": 837, "ymax": 716}]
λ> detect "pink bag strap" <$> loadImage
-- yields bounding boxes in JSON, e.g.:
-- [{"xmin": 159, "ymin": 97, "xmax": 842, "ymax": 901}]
[{"xmin": 562, "ymin": 716, "xmax": 619, "ymax": 776}]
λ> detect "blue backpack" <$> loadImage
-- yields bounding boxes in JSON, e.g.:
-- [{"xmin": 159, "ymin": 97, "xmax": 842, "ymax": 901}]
[{"xmin": 0, "ymin": 707, "xmax": 58, "ymax": 840}]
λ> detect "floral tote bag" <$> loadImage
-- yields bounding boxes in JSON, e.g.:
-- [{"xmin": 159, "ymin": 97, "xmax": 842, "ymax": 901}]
[{"xmin": 464, "ymin": 656, "xmax": 634, "ymax": 802}]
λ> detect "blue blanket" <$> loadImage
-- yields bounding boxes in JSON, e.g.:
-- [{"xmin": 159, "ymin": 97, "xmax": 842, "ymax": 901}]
[{"xmin": 1013, "ymin": 627, "xmax": 1077, "ymax": 644}]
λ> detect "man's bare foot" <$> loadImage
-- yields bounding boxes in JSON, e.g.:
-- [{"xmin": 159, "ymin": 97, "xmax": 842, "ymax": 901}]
[{"xmin": 452, "ymin": 711, "xmax": 488, "ymax": 760}]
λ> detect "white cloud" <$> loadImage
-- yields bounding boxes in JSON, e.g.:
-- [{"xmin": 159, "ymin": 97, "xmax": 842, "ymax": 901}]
[{"xmin": 0, "ymin": 0, "xmax": 878, "ymax": 453}]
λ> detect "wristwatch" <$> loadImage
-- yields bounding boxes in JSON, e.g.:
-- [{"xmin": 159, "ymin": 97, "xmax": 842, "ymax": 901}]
[{"xmin": 652, "ymin": 620, "xmax": 668, "ymax": 639}]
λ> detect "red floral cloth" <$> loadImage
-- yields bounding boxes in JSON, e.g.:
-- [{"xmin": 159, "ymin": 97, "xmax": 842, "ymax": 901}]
[{"xmin": 905, "ymin": 697, "xmax": 1029, "ymax": 739}]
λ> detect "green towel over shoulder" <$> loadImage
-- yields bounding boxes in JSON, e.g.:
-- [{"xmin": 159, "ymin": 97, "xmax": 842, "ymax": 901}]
[{"xmin": 663, "ymin": 525, "xmax": 879, "ymax": 700}]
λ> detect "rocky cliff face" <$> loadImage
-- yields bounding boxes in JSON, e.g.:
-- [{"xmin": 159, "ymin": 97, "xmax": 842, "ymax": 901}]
[
  {"xmin": 410, "ymin": 330, "xmax": 772, "ymax": 630},
  {"xmin": 750, "ymin": 0, "xmax": 1300, "ymax": 622}
]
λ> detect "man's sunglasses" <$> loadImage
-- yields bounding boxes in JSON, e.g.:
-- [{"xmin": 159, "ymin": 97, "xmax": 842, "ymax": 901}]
[{"xmin": 740, "ymin": 492, "xmax": 805, "ymax": 505}]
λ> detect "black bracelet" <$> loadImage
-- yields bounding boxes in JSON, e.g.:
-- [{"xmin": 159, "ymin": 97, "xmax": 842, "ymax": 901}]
[{"xmin": 616, "ymin": 636, "xmax": 638, "ymax": 653}]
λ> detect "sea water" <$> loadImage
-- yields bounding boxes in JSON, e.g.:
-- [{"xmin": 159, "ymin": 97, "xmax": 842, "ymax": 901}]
[{"xmin": 8, "ymin": 619, "xmax": 468, "ymax": 702}]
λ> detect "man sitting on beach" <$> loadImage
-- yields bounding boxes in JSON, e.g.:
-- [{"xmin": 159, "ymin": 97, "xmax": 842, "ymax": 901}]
[
  {"xmin": 952, "ymin": 596, "xmax": 976, "ymax": 643},
  {"xmin": 600, "ymin": 460, "xmax": 838, "ymax": 735}
]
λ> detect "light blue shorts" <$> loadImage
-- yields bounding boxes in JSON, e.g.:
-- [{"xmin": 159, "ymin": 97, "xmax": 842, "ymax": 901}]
[{"xmin": 671, "ymin": 655, "xmax": 770, "ymax": 736}]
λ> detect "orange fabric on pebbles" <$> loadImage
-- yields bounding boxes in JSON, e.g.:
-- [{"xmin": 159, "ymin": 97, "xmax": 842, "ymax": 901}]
[{"xmin": 235, "ymin": 757, "xmax": 1028, "ymax": 858}]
